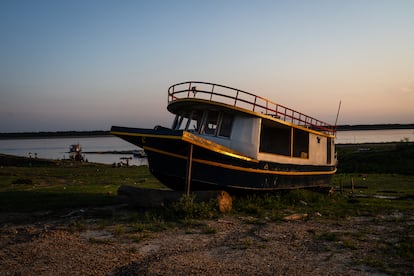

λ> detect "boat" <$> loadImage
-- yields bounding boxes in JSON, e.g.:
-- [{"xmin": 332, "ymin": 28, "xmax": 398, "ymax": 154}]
[
  {"xmin": 111, "ymin": 81, "xmax": 337, "ymax": 191},
  {"xmin": 69, "ymin": 143, "xmax": 84, "ymax": 161},
  {"xmin": 132, "ymin": 149, "xmax": 147, "ymax": 158}
]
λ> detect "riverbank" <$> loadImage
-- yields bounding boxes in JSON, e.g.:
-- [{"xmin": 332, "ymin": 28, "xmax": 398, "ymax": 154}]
[
  {"xmin": 3, "ymin": 209, "xmax": 413, "ymax": 275},
  {"xmin": 0, "ymin": 130, "xmax": 110, "ymax": 139},
  {"xmin": 335, "ymin": 123, "xmax": 414, "ymax": 131},
  {"xmin": 1, "ymin": 123, "xmax": 413, "ymax": 139},
  {"xmin": 1, "ymin": 153, "xmax": 414, "ymax": 274},
  {"xmin": 1, "ymin": 138, "xmax": 413, "ymax": 274},
  {"xmin": 0, "ymin": 153, "xmax": 57, "ymax": 167}
]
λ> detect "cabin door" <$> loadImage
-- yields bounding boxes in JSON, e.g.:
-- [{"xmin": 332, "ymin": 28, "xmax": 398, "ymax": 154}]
[{"xmin": 327, "ymin": 138, "xmax": 332, "ymax": 164}]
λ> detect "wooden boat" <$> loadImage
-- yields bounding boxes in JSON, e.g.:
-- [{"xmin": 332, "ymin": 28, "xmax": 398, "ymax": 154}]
[{"xmin": 111, "ymin": 81, "xmax": 337, "ymax": 191}]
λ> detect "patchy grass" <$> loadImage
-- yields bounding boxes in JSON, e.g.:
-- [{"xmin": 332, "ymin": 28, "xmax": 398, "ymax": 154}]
[
  {"xmin": 2, "ymin": 161, "xmax": 413, "ymax": 223},
  {"xmin": 0, "ymin": 161, "xmax": 165, "ymax": 212},
  {"xmin": 331, "ymin": 174, "xmax": 414, "ymax": 215},
  {"xmin": 169, "ymin": 194, "xmax": 218, "ymax": 220},
  {"xmin": 1, "ymin": 159, "xmax": 414, "ymax": 274},
  {"xmin": 336, "ymin": 142, "xmax": 414, "ymax": 174}
]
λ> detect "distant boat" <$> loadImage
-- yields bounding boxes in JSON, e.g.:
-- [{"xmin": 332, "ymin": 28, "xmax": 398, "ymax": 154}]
[
  {"xmin": 69, "ymin": 143, "xmax": 84, "ymax": 161},
  {"xmin": 132, "ymin": 149, "xmax": 147, "ymax": 158},
  {"xmin": 111, "ymin": 81, "xmax": 337, "ymax": 191}
]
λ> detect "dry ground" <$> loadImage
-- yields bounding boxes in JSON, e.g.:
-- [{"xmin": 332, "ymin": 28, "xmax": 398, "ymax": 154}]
[{"xmin": 1, "ymin": 209, "xmax": 413, "ymax": 275}]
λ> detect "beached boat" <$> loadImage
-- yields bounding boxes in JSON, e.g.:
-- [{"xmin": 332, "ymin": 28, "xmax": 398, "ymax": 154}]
[{"xmin": 111, "ymin": 81, "xmax": 337, "ymax": 191}]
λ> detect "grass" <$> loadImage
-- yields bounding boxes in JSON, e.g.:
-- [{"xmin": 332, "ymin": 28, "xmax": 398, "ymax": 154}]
[
  {"xmin": 336, "ymin": 142, "xmax": 414, "ymax": 174},
  {"xmin": 1, "ymin": 156, "xmax": 414, "ymax": 274},
  {"xmin": 331, "ymin": 174, "xmax": 414, "ymax": 214},
  {"xmin": 169, "ymin": 194, "xmax": 217, "ymax": 220},
  {"xmin": 0, "ymin": 161, "xmax": 165, "ymax": 212},
  {"xmin": 333, "ymin": 173, "xmax": 414, "ymax": 195},
  {"xmin": 2, "ymin": 160, "xmax": 413, "ymax": 219}
]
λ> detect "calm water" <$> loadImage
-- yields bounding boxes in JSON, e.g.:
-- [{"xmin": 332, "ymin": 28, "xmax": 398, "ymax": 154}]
[
  {"xmin": 0, "ymin": 136, "xmax": 148, "ymax": 166},
  {"xmin": 0, "ymin": 129, "xmax": 413, "ymax": 164},
  {"xmin": 335, "ymin": 129, "xmax": 414, "ymax": 144}
]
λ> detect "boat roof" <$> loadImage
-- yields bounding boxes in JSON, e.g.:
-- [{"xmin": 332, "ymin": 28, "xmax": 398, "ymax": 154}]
[{"xmin": 167, "ymin": 81, "xmax": 336, "ymax": 135}]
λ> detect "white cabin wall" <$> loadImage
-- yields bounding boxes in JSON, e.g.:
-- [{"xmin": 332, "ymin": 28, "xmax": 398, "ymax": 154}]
[
  {"xmin": 258, "ymin": 130, "xmax": 335, "ymax": 166},
  {"xmin": 229, "ymin": 117, "xmax": 260, "ymax": 158},
  {"xmin": 309, "ymin": 133, "xmax": 327, "ymax": 164},
  {"xmin": 198, "ymin": 116, "xmax": 260, "ymax": 158}
]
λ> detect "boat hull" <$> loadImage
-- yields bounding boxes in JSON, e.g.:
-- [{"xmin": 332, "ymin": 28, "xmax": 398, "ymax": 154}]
[
  {"xmin": 147, "ymin": 147, "xmax": 334, "ymax": 191},
  {"xmin": 111, "ymin": 126, "xmax": 336, "ymax": 191}
]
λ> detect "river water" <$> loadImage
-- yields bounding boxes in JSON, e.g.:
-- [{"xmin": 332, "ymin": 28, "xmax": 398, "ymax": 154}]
[
  {"xmin": 0, "ymin": 129, "xmax": 413, "ymax": 164},
  {"xmin": 0, "ymin": 136, "xmax": 148, "ymax": 166},
  {"xmin": 335, "ymin": 129, "xmax": 414, "ymax": 144}
]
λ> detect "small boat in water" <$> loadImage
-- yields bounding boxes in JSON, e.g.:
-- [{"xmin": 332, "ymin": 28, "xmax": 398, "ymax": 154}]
[
  {"xmin": 111, "ymin": 81, "xmax": 337, "ymax": 191},
  {"xmin": 69, "ymin": 143, "xmax": 84, "ymax": 161},
  {"xmin": 132, "ymin": 149, "xmax": 147, "ymax": 158}
]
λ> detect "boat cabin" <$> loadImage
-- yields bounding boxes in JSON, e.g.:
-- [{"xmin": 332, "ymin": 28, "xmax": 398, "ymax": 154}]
[{"xmin": 168, "ymin": 83, "xmax": 336, "ymax": 168}]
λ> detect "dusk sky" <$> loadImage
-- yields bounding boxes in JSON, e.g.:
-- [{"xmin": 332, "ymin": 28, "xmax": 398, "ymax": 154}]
[{"xmin": 1, "ymin": 0, "xmax": 413, "ymax": 132}]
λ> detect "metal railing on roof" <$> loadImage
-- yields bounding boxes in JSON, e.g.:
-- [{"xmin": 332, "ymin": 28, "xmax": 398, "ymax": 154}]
[{"xmin": 168, "ymin": 81, "xmax": 336, "ymax": 135}]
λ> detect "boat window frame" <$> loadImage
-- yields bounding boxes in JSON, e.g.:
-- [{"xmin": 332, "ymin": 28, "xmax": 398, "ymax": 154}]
[
  {"xmin": 217, "ymin": 112, "xmax": 234, "ymax": 138},
  {"xmin": 259, "ymin": 119, "xmax": 309, "ymax": 159},
  {"xmin": 173, "ymin": 111, "xmax": 202, "ymax": 132},
  {"xmin": 172, "ymin": 109, "xmax": 234, "ymax": 138},
  {"xmin": 259, "ymin": 121, "xmax": 291, "ymax": 156},
  {"xmin": 172, "ymin": 114, "xmax": 180, "ymax": 130},
  {"xmin": 201, "ymin": 110, "xmax": 220, "ymax": 136},
  {"xmin": 292, "ymin": 128, "xmax": 309, "ymax": 159},
  {"xmin": 172, "ymin": 114, "xmax": 185, "ymax": 130},
  {"xmin": 184, "ymin": 111, "xmax": 195, "ymax": 130}
]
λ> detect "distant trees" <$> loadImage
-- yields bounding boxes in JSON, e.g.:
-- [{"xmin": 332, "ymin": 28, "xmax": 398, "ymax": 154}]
[{"xmin": 0, "ymin": 130, "xmax": 110, "ymax": 139}]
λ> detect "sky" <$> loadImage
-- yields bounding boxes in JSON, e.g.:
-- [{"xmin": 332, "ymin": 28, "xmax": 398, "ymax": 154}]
[{"xmin": 1, "ymin": 0, "xmax": 413, "ymax": 132}]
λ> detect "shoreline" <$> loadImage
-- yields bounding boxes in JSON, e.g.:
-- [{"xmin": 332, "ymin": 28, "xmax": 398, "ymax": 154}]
[
  {"xmin": 336, "ymin": 141, "xmax": 414, "ymax": 146},
  {"xmin": 0, "ymin": 130, "xmax": 110, "ymax": 140},
  {"xmin": 334, "ymin": 123, "xmax": 414, "ymax": 131},
  {"xmin": 0, "ymin": 123, "xmax": 414, "ymax": 139}
]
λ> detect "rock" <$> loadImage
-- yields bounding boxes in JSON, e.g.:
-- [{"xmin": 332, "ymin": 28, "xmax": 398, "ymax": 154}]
[
  {"xmin": 282, "ymin": 213, "xmax": 308, "ymax": 221},
  {"xmin": 217, "ymin": 191, "xmax": 232, "ymax": 213}
]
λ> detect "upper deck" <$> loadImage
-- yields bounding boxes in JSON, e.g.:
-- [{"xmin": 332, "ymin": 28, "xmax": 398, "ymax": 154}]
[{"xmin": 168, "ymin": 81, "xmax": 336, "ymax": 135}]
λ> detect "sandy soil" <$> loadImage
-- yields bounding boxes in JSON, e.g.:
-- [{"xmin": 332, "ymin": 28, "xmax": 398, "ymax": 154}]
[{"xmin": 1, "ymin": 209, "xmax": 413, "ymax": 275}]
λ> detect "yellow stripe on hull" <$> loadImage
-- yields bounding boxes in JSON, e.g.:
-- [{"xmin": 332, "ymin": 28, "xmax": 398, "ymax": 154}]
[{"xmin": 144, "ymin": 146, "xmax": 336, "ymax": 176}]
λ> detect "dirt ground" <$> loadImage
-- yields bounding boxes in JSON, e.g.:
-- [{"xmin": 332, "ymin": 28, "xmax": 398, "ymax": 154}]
[{"xmin": 1, "ymin": 208, "xmax": 413, "ymax": 275}]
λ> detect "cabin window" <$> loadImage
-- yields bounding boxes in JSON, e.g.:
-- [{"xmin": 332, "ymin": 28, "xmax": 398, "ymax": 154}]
[
  {"xmin": 218, "ymin": 113, "xmax": 234, "ymax": 138},
  {"xmin": 292, "ymin": 128, "xmax": 309, "ymax": 158},
  {"xmin": 201, "ymin": 111, "xmax": 219, "ymax": 135},
  {"xmin": 174, "ymin": 110, "xmax": 234, "ymax": 138},
  {"xmin": 259, "ymin": 120, "xmax": 309, "ymax": 158},
  {"xmin": 173, "ymin": 111, "xmax": 202, "ymax": 132},
  {"xmin": 172, "ymin": 114, "xmax": 182, "ymax": 130},
  {"xmin": 259, "ymin": 122, "xmax": 291, "ymax": 156}
]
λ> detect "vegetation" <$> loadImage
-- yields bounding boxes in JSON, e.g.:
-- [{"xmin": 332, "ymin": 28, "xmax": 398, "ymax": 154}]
[
  {"xmin": 1, "ymin": 160, "xmax": 413, "ymax": 220},
  {"xmin": 336, "ymin": 142, "xmax": 414, "ymax": 174},
  {"xmin": 0, "ymin": 130, "xmax": 110, "ymax": 139},
  {"xmin": 335, "ymin": 123, "xmax": 414, "ymax": 131},
  {"xmin": 1, "ymin": 146, "xmax": 413, "ymax": 274},
  {"xmin": 233, "ymin": 174, "xmax": 414, "ymax": 220},
  {"xmin": 0, "ymin": 160, "xmax": 163, "ymax": 212}
]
